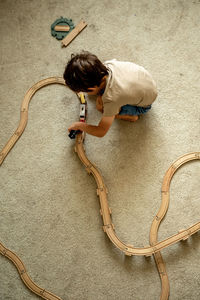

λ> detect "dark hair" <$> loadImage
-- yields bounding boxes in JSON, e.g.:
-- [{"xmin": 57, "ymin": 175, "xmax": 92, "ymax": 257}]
[{"xmin": 63, "ymin": 51, "xmax": 108, "ymax": 92}]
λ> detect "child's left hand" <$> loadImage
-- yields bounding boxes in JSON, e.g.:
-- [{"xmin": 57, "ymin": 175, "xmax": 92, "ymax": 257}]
[{"xmin": 68, "ymin": 122, "xmax": 84, "ymax": 132}]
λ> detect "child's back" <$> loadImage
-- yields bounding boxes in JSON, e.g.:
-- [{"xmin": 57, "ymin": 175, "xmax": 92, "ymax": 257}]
[
  {"xmin": 63, "ymin": 51, "xmax": 157, "ymax": 138},
  {"xmin": 101, "ymin": 59, "xmax": 157, "ymax": 117}
]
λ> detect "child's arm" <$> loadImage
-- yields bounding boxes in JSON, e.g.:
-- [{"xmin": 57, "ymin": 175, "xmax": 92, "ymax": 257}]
[
  {"xmin": 68, "ymin": 115, "xmax": 115, "ymax": 138},
  {"xmin": 96, "ymin": 96, "xmax": 103, "ymax": 113}
]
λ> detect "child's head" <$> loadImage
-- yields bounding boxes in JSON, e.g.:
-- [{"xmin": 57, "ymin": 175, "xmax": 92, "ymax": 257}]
[{"xmin": 63, "ymin": 51, "xmax": 108, "ymax": 93}]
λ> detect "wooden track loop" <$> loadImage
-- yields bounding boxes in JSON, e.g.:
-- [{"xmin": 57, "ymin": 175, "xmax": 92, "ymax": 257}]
[
  {"xmin": 0, "ymin": 77, "xmax": 199, "ymax": 300},
  {"xmin": 75, "ymin": 134, "xmax": 199, "ymax": 299}
]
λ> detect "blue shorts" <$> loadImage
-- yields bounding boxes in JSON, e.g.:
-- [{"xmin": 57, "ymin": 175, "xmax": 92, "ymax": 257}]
[{"xmin": 119, "ymin": 104, "xmax": 151, "ymax": 116}]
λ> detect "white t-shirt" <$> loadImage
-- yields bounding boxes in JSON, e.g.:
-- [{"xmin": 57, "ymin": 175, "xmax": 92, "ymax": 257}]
[{"xmin": 102, "ymin": 59, "xmax": 157, "ymax": 117}]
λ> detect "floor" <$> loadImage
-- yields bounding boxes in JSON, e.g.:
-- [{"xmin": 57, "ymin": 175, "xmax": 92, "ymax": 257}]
[{"xmin": 0, "ymin": 0, "xmax": 200, "ymax": 299}]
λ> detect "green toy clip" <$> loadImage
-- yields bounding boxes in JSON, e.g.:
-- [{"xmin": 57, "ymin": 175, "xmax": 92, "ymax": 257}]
[{"xmin": 51, "ymin": 17, "xmax": 75, "ymax": 40}]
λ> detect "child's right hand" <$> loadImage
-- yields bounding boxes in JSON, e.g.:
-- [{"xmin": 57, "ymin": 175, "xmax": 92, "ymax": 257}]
[{"xmin": 68, "ymin": 122, "xmax": 84, "ymax": 132}]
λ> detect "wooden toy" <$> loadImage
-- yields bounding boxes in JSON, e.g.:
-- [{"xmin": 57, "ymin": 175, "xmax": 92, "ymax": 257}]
[
  {"xmin": 61, "ymin": 20, "xmax": 87, "ymax": 47},
  {"xmin": 0, "ymin": 77, "xmax": 199, "ymax": 300},
  {"xmin": 54, "ymin": 25, "xmax": 70, "ymax": 32},
  {"xmin": 68, "ymin": 92, "xmax": 87, "ymax": 139},
  {"xmin": 0, "ymin": 242, "xmax": 61, "ymax": 300},
  {"xmin": 51, "ymin": 17, "xmax": 74, "ymax": 40},
  {"xmin": 68, "ymin": 129, "xmax": 81, "ymax": 139}
]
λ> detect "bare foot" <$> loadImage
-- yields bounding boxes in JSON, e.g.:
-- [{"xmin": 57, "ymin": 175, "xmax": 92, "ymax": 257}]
[{"xmin": 115, "ymin": 114, "xmax": 139, "ymax": 122}]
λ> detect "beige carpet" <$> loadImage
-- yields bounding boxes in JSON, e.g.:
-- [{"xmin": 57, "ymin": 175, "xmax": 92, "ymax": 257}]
[{"xmin": 0, "ymin": 0, "xmax": 199, "ymax": 299}]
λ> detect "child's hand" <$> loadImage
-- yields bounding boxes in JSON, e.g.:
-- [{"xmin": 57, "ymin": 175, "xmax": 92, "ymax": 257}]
[{"xmin": 68, "ymin": 122, "xmax": 84, "ymax": 132}]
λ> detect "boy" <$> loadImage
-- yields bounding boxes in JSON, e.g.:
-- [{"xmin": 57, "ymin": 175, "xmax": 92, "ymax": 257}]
[{"xmin": 63, "ymin": 51, "xmax": 157, "ymax": 138}]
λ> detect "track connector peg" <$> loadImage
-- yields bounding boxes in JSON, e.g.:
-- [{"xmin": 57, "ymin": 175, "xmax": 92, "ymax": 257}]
[
  {"xmin": 124, "ymin": 247, "xmax": 132, "ymax": 256},
  {"xmin": 102, "ymin": 223, "xmax": 114, "ymax": 232},
  {"xmin": 85, "ymin": 165, "xmax": 92, "ymax": 174},
  {"xmin": 179, "ymin": 229, "xmax": 190, "ymax": 241},
  {"xmin": 97, "ymin": 186, "xmax": 106, "ymax": 195}
]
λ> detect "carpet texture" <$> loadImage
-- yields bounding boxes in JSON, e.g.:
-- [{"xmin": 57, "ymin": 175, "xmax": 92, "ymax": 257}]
[{"xmin": 0, "ymin": 1, "xmax": 199, "ymax": 299}]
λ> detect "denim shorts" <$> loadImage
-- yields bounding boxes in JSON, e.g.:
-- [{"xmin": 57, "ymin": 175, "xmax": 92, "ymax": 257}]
[{"xmin": 119, "ymin": 104, "xmax": 151, "ymax": 116}]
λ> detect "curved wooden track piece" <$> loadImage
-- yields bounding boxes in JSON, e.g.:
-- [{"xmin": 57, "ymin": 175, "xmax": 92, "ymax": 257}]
[
  {"xmin": 75, "ymin": 135, "xmax": 200, "ymax": 256},
  {"xmin": 149, "ymin": 152, "xmax": 200, "ymax": 300},
  {"xmin": 0, "ymin": 77, "xmax": 199, "ymax": 300},
  {"xmin": 0, "ymin": 77, "xmax": 65, "ymax": 300},
  {"xmin": 0, "ymin": 77, "xmax": 65, "ymax": 166},
  {"xmin": 0, "ymin": 243, "xmax": 62, "ymax": 300},
  {"xmin": 75, "ymin": 135, "xmax": 199, "ymax": 300}
]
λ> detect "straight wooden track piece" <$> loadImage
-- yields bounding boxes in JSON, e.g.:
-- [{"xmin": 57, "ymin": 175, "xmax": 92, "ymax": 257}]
[{"xmin": 61, "ymin": 20, "xmax": 87, "ymax": 47}]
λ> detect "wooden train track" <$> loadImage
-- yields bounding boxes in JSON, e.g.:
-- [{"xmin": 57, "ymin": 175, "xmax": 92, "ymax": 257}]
[{"xmin": 0, "ymin": 77, "xmax": 199, "ymax": 300}]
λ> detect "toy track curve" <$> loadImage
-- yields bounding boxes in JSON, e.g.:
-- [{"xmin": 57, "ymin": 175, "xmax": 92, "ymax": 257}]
[
  {"xmin": 0, "ymin": 243, "xmax": 62, "ymax": 300},
  {"xmin": 0, "ymin": 77, "xmax": 199, "ymax": 300}
]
